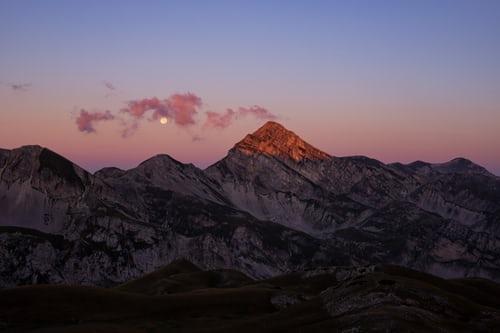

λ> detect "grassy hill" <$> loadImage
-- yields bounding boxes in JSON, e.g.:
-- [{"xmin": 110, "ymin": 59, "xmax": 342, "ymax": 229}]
[{"xmin": 1, "ymin": 261, "xmax": 500, "ymax": 332}]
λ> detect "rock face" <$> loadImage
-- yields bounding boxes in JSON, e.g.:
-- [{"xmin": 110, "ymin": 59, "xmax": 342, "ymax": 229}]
[
  {"xmin": 1, "ymin": 121, "xmax": 500, "ymax": 287},
  {"xmin": 233, "ymin": 121, "xmax": 331, "ymax": 162}
]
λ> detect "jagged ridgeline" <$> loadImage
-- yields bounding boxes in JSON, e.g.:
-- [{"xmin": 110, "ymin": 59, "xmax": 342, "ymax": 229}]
[{"xmin": 1, "ymin": 121, "xmax": 500, "ymax": 287}]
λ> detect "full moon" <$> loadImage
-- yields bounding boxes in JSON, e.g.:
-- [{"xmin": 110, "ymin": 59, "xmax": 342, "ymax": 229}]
[{"xmin": 160, "ymin": 117, "xmax": 168, "ymax": 125}]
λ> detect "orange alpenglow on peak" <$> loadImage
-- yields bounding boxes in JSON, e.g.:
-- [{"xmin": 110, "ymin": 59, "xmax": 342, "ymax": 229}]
[{"xmin": 233, "ymin": 121, "xmax": 331, "ymax": 161}]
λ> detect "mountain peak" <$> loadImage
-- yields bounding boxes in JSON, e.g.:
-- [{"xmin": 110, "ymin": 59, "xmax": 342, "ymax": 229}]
[
  {"xmin": 253, "ymin": 121, "xmax": 287, "ymax": 135},
  {"xmin": 233, "ymin": 121, "xmax": 331, "ymax": 161},
  {"xmin": 433, "ymin": 157, "xmax": 492, "ymax": 176}
]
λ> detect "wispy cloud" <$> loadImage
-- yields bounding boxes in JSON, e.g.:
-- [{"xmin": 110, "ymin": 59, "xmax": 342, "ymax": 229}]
[
  {"xmin": 120, "ymin": 120, "xmax": 139, "ymax": 138},
  {"xmin": 103, "ymin": 81, "xmax": 117, "ymax": 98},
  {"xmin": 10, "ymin": 83, "xmax": 31, "ymax": 92},
  {"xmin": 203, "ymin": 105, "xmax": 277, "ymax": 129},
  {"xmin": 103, "ymin": 81, "xmax": 115, "ymax": 91},
  {"xmin": 238, "ymin": 106, "xmax": 277, "ymax": 120},
  {"xmin": 76, "ymin": 109, "xmax": 115, "ymax": 133},
  {"xmin": 204, "ymin": 109, "xmax": 236, "ymax": 129},
  {"xmin": 122, "ymin": 97, "xmax": 164, "ymax": 118}
]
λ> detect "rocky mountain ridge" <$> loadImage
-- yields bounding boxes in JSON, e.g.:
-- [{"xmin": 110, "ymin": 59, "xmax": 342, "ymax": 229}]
[{"xmin": 1, "ymin": 121, "xmax": 500, "ymax": 287}]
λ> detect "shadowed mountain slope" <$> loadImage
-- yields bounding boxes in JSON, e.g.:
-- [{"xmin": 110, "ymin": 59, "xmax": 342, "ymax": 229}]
[{"xmin": 1, "ymin": 121, "xmax": 500, "ymax": 287}]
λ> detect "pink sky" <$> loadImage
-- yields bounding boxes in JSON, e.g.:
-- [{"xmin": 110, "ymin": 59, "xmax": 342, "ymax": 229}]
[{"xmin": 1, "ymin": 86, "xmax": 499, "ymax": 175}]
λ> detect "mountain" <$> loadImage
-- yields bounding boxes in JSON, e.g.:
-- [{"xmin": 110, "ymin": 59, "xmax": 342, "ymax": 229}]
[
  {"xmin": 2, "ymin": 260, "xmax": 500, "ymax": 332},
  {"xmin": 0, "ymin": 142, "xmax": 340, "ymax": 287},
  {"xmin": 0, "ymin": 145, "xmax": 92, "ymax": 233},
  {"xmin": 233, "ymin": 121, "xmax": 331, "ymax": 161},
  {"xmin": 391, "ymin": 157, "xmax": 494, "ymax": 176},
  {"xmin": 1, "ymin": 121, "xmax": 500, "ymax": 288}
]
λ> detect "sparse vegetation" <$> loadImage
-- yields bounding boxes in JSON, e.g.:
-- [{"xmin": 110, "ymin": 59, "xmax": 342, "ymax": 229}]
[{"xmin": 1, "ymin": 260, "xmax": 500, "ymax": 332}]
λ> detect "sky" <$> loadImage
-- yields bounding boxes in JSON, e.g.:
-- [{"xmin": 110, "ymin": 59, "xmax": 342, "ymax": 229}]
[{"xmin": 1, "ymin": 0, "xmax": 499, "ymax": 174}]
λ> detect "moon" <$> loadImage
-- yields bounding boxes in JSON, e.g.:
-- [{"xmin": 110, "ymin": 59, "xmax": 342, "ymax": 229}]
[{"xmin": 160, "ymin": 117, "xmax": 168, "ymax": 125}]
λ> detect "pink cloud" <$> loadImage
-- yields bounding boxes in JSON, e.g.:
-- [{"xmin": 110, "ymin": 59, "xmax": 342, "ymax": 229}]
[
  {"xmin": 165, "ymin": 93, "xmax": 202, "ymax": 126},
  {"xmin": 74, "ymin": 91, "xmax": 271, "ymax": 136},
  {"xmin": 121, "ymin": 93, "xmax": 202, "ymax": 127},
  {"xmin": 204, "ymin": 109, "xmax": 236, "ymax": 129},
  {"xmin": 76, "ymin": 109, "xmax": 115, "ymax": 133},
  {"xmin": 123, "ymin": 97, "xmax": 165, "ymax": 119},
  {"xmin": 238, "ymin": 106, "xmax": 277, "ymax": 120},
  {"xmin": 203, "ymin": 105, "xmax": 277, "ymax": 129}
]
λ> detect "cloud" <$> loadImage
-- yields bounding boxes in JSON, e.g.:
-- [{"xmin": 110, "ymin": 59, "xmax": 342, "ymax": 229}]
[
  {"xmin": 121, "ymin": 120, "xmax": 139, "ymax": 138},
  {"xmin": 122, "ymin": 97, "xmax": 165, "ymax": 119},
  {"xmin": 102, "ymin": 81, "xmax": 117, "ymax": 98},
  {"xmin": 204, "ymin": 109, "xmax": 236, "ymax": 129},
  {"xmin": 120, "ymin": 93, "xmax": 202, "ymax": 133},
  {"xmin": 203, "ymin": 105, "xmax": 277, "ymax": 129},
  {"xmin": 238, "ymin": 106, "xmax": 277, "ymax": 120},
  {"xmin": 76, "ymin": 109, "xmax": 115, "ymax": 133},
  {"xmin": 74, "ymin": 91, "xmax": 275, "ymax": 137},
  {"xmin": 103, "ymin": 81, "xmax": 115, "ymax": 90},
  {"xmin": 166, "ymin": 93, "xmax": 202, "ymax": 126},
  {"xmin": 10, "ymin": 83, "xmax": 31, "ymax": 92}
]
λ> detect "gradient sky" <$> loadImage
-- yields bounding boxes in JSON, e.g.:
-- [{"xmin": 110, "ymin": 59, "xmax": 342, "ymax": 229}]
[{"xmin": 1, "ymin": 0, "xmax": 499, "ymax": 174}]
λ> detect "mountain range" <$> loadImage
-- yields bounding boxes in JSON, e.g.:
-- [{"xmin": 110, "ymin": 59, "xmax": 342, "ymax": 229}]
[{"xmin": 1, "ymin": 121, "xmax": 500, "ymax": 288}]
